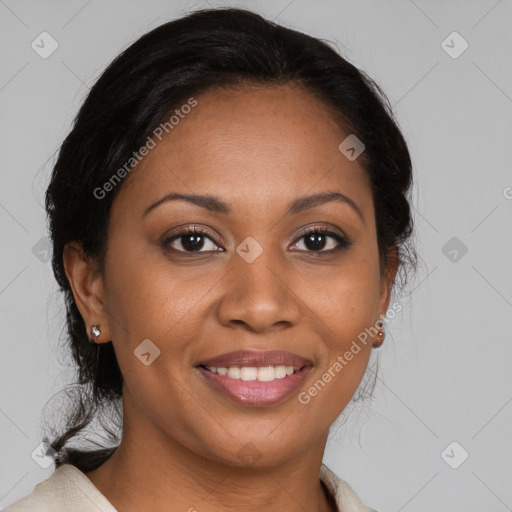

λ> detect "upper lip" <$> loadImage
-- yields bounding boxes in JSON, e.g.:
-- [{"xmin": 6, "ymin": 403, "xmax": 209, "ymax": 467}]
[{"xmin": 197, "ymin": 350, "xmax": 313, "ymax": 368}]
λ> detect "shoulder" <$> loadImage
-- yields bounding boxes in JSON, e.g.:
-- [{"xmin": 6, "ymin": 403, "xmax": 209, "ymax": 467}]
[
  {"xmin": 3, "ymin": 464, "xmax": 117, "ymax": 512},
  {"xmin": 320, "ymin": 463, "xmax": 380, "ymax": 512}
]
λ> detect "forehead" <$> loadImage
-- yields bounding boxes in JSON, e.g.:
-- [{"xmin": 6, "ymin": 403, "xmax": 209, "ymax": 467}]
[{"xmin": 112, "ymin": 84, "xmax": 372, "ymax": 220}]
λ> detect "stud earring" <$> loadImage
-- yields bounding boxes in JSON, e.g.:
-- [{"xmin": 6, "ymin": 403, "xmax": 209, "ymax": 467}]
[
  {"xmin": 373, "ymin": 320, "xmax": 385, "ymax": 348},
  {"xmin": 90, "ymin": 325, "xmax": 101, "ymax": 343}
]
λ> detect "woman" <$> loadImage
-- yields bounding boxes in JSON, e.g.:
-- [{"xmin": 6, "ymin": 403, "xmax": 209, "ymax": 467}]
[{"xmin": 6, "ymin": 7, "xmax": 415, "ymax": 512}]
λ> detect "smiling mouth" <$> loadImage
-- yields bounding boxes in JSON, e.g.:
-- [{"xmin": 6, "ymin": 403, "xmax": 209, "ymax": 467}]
[
  {"xmin": 195, "ymin": 349, "xmax": 313, "ymax": 406},
  {"xmin": 196, "ymin": 364, "xmax": 312, "ymax": 406}
]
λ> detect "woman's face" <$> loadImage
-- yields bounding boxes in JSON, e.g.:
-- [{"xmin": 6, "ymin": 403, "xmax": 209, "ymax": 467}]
[{"xmin": 82, "ymin": 84, "xmax": 396, "ymax": 467}]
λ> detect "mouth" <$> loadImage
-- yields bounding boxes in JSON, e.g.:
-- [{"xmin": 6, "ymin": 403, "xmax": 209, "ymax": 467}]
[{"xmin": 195, "ymin": 350, "xmax": 313, "ymax": 406}]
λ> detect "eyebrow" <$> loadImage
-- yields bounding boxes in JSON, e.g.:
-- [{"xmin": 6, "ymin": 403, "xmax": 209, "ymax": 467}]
[{"xmin": 143, "ymin": 190, "xmax": 364, "ymax": 222}]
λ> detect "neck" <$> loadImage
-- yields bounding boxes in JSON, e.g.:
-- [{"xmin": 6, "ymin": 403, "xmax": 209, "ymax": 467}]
[{"xmin": 84, "ymin": 394, "xmax": 337, "ymax": 512}]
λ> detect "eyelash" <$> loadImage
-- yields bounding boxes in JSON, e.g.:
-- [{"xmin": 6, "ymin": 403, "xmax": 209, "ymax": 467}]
[{"xmin": 161, "ymin": 225, "xmax": 351, "ymax": 255}]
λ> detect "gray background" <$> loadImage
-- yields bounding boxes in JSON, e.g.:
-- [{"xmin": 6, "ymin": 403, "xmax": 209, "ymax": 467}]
[{"xmin": 1, "ymin": 0, "xmax": 511, "ymax": 510}]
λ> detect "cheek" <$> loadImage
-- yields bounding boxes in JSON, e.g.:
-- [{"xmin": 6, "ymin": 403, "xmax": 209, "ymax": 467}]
[
  {"xmin": 102, "ymin": 243, "xmax": 219, "ymax": 387},
  {"xmin": 300, "ymin": 253, "xmax": 379, "ymax": 399},
  {"xmin": 103, "ymin": 245, "xmax": 192, "ymax": 339},
  {"xmin": 306, "ymin": 252, "xmax": 381, "ymax": 331}
]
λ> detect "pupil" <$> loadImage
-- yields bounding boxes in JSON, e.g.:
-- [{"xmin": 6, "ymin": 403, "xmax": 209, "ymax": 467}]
[
  {"xmin": 305, "ymin": 233, "xmax": 325, "ymax": 251},
  {"xmin": 183, "ymin": 234, "xmax": 204, "ymax": 251}
]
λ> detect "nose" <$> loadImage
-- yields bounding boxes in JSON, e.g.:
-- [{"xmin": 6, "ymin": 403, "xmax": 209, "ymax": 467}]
[{"xmin": 215, "ymin": 248, "xmax": 301, "ymax": 334}]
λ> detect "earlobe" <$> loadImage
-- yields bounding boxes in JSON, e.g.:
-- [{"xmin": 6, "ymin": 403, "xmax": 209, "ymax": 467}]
[
  {"xmin": 372, "ymin": 320, "xmax": 385, "ymax": 348},
  {"xmin": 63, "ymin": 241, "xmax": 111, "ymax": 343},
  {"xmin": 373, "ymin": 259, "xmax": 396, "ymax": 349}
]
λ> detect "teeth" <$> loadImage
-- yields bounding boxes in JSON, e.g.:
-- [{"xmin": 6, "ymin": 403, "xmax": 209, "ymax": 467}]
[
  {"xmin": 227, "ymin": 367, "xmax": 240, "ymax": 379},
  {"xmin": 257, "ymin": 366, "xmax": 276, "ymax": 382},
  {"xmin": 240, "ymin": 367, "xmax": 258, "ymax": 381},
  {"xmin": 205, "ymin": 365, "xmax": 299, "ymax": 382},
  {"xmin": 274, "ymin": 366, "xmax": 288, "ymax": 379}
]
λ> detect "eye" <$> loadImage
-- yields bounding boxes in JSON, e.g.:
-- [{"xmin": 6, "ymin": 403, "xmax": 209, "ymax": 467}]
[
  {"xmin": 162, "ymin": 225, "xmax": 224, "ymax": 253},
  {"xmin": 290, "ymin": 226, "xmax": 351, "ymax": 253},
  {"xmin": 161, "ymin": 224, "xmax": 351, "ymax": 255}
]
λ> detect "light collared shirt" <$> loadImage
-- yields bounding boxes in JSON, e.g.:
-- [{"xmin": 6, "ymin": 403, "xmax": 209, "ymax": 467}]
[{"xmin": 5, "ymin": 463, "xmax": 378, "ymax": 511}]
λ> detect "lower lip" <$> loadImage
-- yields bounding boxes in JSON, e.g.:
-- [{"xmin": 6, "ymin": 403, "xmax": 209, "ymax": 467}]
[{"xmin": 197, "ymin": 366, "xmax": 311, "ymax": 406}]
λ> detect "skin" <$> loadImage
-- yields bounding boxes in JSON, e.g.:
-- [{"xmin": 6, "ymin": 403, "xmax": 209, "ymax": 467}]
[{"xmin": 63, "ymin": 83, "xmax": 398, "ymax": 512}]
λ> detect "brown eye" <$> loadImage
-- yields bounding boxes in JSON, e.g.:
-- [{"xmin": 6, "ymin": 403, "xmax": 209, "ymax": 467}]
[
  {"xmin": 290, "ymin": 227, "xmax": 351, "ymax": 253},
  {"xmin": 162, "ymin": 226, "xmax": 223, "ymax": 253}
]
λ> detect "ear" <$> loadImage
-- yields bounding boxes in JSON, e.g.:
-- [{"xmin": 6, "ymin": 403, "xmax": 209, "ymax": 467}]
[
  {"xmin": 377, "ymin": 245, "xmax": 399, "ymax": 318},
  {"xmin": 63, "ymin": 241, "xmax": 111, "ymax": 343}
]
